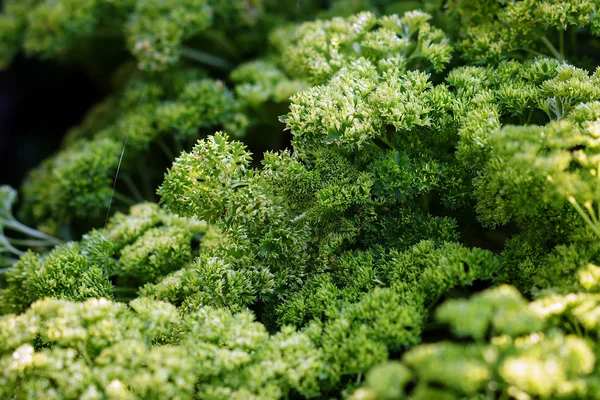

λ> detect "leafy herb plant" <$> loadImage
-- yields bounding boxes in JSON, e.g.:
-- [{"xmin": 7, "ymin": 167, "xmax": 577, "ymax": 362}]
[{"xmin": 0, "ymin": 0, "xmax": 599, "ymax": 398}]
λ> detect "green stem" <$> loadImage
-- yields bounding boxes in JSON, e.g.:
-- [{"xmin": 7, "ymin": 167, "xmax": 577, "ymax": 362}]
[
  {"xmin": 379, "ymin": 135, "xmax": 395, "ymax": 150},
  {"xmin": 584, "ymin": 201, "xmax": 599, "ymax": 226},
  {"xmin": 8, "ymin": 238, "xmax": 55, "ymax": 248},
  {"xmin": 200, "ymin": 31, "xmax": 240, "ymax": 58},
  {"xmin": 113, "ymin": 287, "xmax": 139, "ymax": 293},
  {"xmin": 136, "ymin": 158, "xmax": 155, "ymax": 200},
  {"xmin": 186, "ymin": 135, "xmax": 197, "ymax": 151},
  {"xmin": 83, "ymin": 28, "xmax": 123, "ymax": 39},
  {"xmin": 366, "ymin": 140, "xmax": 386, "ymax": 152},
  {"xmin": 291, "ymin": 212, "xmax": 308, "ymax": 224},
  {"xmin": 6, "ymin": 381, "xmax": 16, "ymax": 400},
  {"xmin": 526, "ymin": 109, "xmax": 533, "ymax": 125},
  {"xmin": 559, "ymin": 30, "xmax": 565, "ymax": 61},
  {"xmin": 423, "ymin": 321, "xmax": 447, "ymax": 330},
  {"xmin": 174, "ymin": 135, "xmax": 184, "ymax": 153},
  {"xmin": 569, "ymin": 197, "xmax": 600, "ymax": 239},
  {"xmin": 1, "ymin": 236, "xmax": 25, "ymax": 256},
  {"xmin": 572, "ymin": 320, "xmax": 582, "ymax": 337},
  {"xmin": 1, "ymin": 255, "xmax": 19, "ymax": 267},
  {"xmin": 112, "ymin": 191, "xmax": 136, "ymax": 206},
  {"xmin": 114, "ymin": 296, "xmax": 137, "ymax": 302},
  {"xmin": 157, "ymin": 138, "xmax": 175, "ymax": 161},
  {"xmin": 540, "ymin": 36, "xmax": 564, "ymax": 62},
  {"xmin": 521, "ymin": 47, "xmax": 548, "ymax": 58},
  {"xmin": 356, "ymin": 373, "xmax": 362, "ymax": 384},
  {"xmin": 597, "ymin": 166, "xmax": 600, "ymax": 220},
  {"xmin": 180, "ymin": 46, "xmax": 232, "ymax": 70},
  {"xmin": 569, "ymin": 27, "xmax": 577, "ymax": 59},
  {"xmin": 4, "ymin": 219, "xmax": 63, "ymax": 244},
  {"xmin": 122, "ymin": 174, "xmax": 145, "ymax": 203},
  {"xmin": 76, "ymin": 343, "xmax": 94, "ymax": 367},
  {"xmin": 426, "ymin": 291, "xmax": 445, "ymax": 312}
]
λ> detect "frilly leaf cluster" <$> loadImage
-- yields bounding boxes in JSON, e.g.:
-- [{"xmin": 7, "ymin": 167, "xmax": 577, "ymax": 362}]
[
  {"xmin": 0, "ymin": 0, "xmax": 265, "ymax": 71},
  {"xmin": 445, "ymin": 0, "xmax": 600, "ymax": 64},
  {"xmin": 2, "ymin": 1, "xmax": 600, "ymax": 399},
  {"xmin": 271, "ymin": 10, "xmax": 452, "ymax": 85},
  {"xmin": 19, "ymin": 69, "xmax": 248, "ymax": 232},
  {"xmin": 0, "ymin": 297, "xmax": 323, "ymax": 399},
  {"xmin": 1, "ymin": 202, "xmax": 208, "ymax": 314},
  {"xmin": 154, "ymin": 124, "xmax": 500, "ymax": 389},
  {"xmin": 351, "ymin": 283, "xmax": 600, "ymax": 399}
]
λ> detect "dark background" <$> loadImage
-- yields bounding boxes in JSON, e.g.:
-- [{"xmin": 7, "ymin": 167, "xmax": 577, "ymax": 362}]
[{"xmin": 0, "ymin": 54, "xmax": 106, "ymax": 187}]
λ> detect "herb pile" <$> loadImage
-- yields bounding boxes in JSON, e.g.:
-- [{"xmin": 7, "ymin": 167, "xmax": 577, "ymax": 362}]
[{"xmin": 1, "ymin": 0, "xmax": 600, "ymax": 398}]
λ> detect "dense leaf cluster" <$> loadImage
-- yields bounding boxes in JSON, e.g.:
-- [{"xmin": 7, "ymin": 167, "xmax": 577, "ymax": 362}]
[
  {"xmin": 0, "ymin": 0, "xmax": 265, "ymax": 71},
  {"xmin": 0, "ymin": 0, "xmax": 600, "ymax": 398},
  {"xmin": 0, "ymin": 298, "xmax": 323, "ymax": 399},
  {"xmin": 351, "ymin": 284, "xmax": 600, "ymax": 399},
  {"xmin": 19, "ymin": 69, "xmax": 248, "ymax": 232},
  {"xmin": 1, "ymin": 202, "xmax": 207, "ymax": 314}
]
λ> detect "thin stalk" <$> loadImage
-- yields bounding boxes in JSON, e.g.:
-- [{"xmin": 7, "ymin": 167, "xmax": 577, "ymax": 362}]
[
  {"xmin": 113, "ymin": 287, "xmax": 138, "ymax": 294},
  {"xmin": 122, "ymin": 174, "xmax": 145, "ymax": 203},
  {"xmin": 84, "ymin": 28, "xmax": 123, "ymax": 39},
  {"xmin": 76, "ymin": 343, "xmax": 94, "ymax": 367},
  {"xmin": 540, "ymin": 36, "xmax": 564, "ymax": 62},
  {"xmin": 569, "ymin": 196, "xmax": 600, "ymax": 239},
  {"xmin": 522, "ymin": 47, "xmax": 548, "ymax": 58},
  {"xmin": 6, "ymin": 381, "xmax": 16, "ymax": 400},
  {"xmin": 8, "ymin": 238, "xmax": 56, "ymax": 248},
  {"xmin": 186, "ymin": 135, "xmax": 197, "ymax": 152},
  {"xmin": 201, "ymin": 31, "xmax": 239, "ymax": 58},
  {"xmin": 563, "ymin": 318, "xmax": 583, "ymax": 337},
  {"xmin": 569, "ymin": 27, "xmax": 577, "ymax": 59},
  {"xmin": 4, "ymin": 219, "xmax": 63, "ymax": 244},
  {"xmin": 112, "ymin": 191, "xmax": 136, "ymax": 206},
  {"xmin": 366, "ymin": 140, "xmax": 385, "ymax": 152},
  {"xmin": 157, "ymin": 138, "xmax": 175, "ymax": 161},
  {"xmin": 423, "ymin": 321, "xmax": 447, "ymax": 330},
  {"xmin": 114, "ymin": 296, "xmax": 137, "ymax": 303},
  {"xmin": 379, "ymin": 135, "xmax": 395, "ymax": 150},
  {"xmin": 230, "ymin": 181, "xmax": 249, "ymax": 190},
  {"xmin": 1, "ymin": 237, "xmax": 25, "ymax": 256},
  {"xmin": 180, "ymin": 46, "xmax": 232, "ymax": 70},
  {"xmin": 174, "ymin": 135, "xmax": 184, "ymax": 153},
  {"xmin": 137, "ymin": 158, "xmax": 155, "ymax": 200},
  {"xmin": 291, "ymin": 212, "xmax": 308, "ymax": 224},
  {"xmin": 526, "ymin": 109, "xmax": 533, "ymax": 125},
  {"xmin": 1, "ymin": 255, "xmax": 19, "ymax": 266},
  {"xmin": 426, "ymin": 291, "xmax": 445, "ymax": 312},
  {"xmin": 559, "ymin": 30, "xmax": 565, "ymax": 61},
  {"xmin": 584, "ymin": 201, "xmax": 599, "ymax": 226}
]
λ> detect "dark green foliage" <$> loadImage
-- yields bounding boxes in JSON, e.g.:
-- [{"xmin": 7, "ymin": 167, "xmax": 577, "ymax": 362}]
[
  {"xmin": 0, "ymin": 202, "xmax": 207, "ymax": 314},
  {"xmin": 1, "ymin": 1, "xmax": 600, "ymax": 398},
  {"xmin": 18, "ymin": 71, "xmax": 248, "ymax": 232},
  {"xmin": 0, "ymin": 231, "xmax": 115, "ymax": 314},
  {"xmin": 445, "ymin": 0, "xmax": 600, "ymax": 64},
  {"xmin": 0, "ymin": 0, "xmax": 265, "ymax": 71}
]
